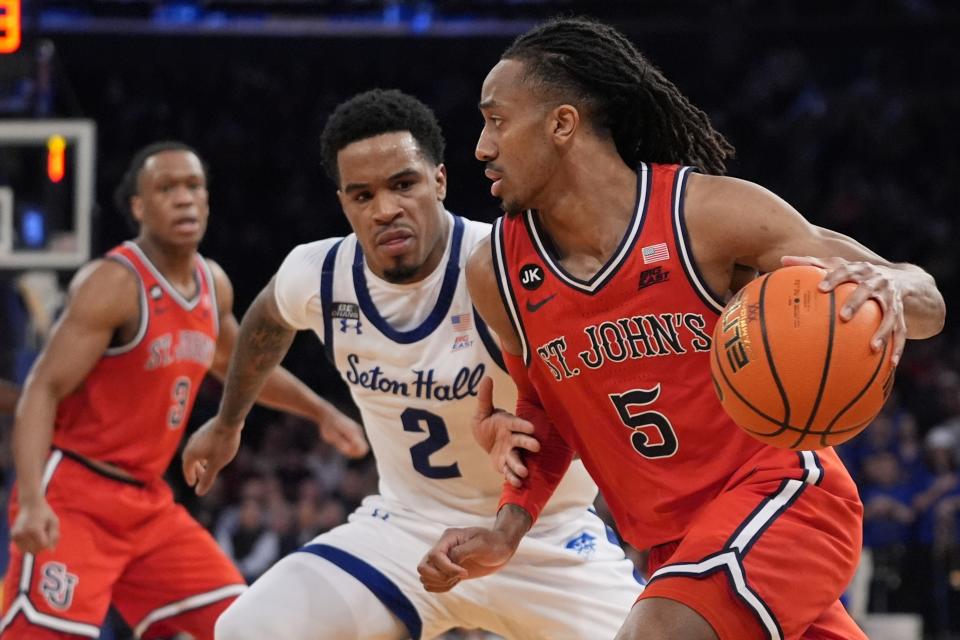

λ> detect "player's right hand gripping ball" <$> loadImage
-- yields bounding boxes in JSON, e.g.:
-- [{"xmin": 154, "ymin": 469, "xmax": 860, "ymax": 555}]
[{"xmin": 710, "ymin": 265, "xmax": 896, "ymax": 450}]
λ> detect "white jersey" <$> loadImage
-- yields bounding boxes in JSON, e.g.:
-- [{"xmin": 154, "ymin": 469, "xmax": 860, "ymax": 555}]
[{"xmin": 275, "ymin": 211, "xmax": 598, "ymax": 526}]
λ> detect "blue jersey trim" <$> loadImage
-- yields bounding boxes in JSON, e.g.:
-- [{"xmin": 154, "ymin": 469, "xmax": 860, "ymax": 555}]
[
  {"xmin": 353, "ymin": 216, "xmax": 464, "ymax": 344},
  {"xmin": 298, "ymin": 543, "xmax": 423, "ymax": 640},
  {"xmin": 474, "ymin": 307, "xmax": 506, "ymax": 372},
  {"xmin": 320, "ymin": 240, "xmax": 344, "ymax": 365},
  {"xmin": 586, "ymin": 508, "xmax": 647, "ymax": 585}
]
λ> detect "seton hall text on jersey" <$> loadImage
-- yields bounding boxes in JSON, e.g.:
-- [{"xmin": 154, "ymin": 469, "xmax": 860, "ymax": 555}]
[
  {"xmin": 345, "ymin": 353, "xmax": 485, "ymax": 401},
  {"xmin": 145, "ymin": 331, "xmax": 216, "ymax": 370},
  {"xmin": 536, "ymin": 313, "xmax": 712, "ymax": 381}
]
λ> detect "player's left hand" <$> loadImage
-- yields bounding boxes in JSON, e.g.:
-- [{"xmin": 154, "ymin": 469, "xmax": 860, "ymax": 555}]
[
  {"xmin": 315, "ymin": 407, "xmax": 369, "ymax": 459},
  {"xmin": 471, "ymin": 377, "xmax": 540, "ymax": 487},
  {"xmin": 781, "ymin": 256, "xmax": 907, "ymax": 365},
  {"xmin": 182, "ymin": 416, "xmax": 243, "ymax": 496}
]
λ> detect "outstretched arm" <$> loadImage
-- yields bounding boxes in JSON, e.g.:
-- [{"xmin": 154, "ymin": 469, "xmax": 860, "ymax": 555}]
[
  {"xmin": 466, "ymin": 235, "xmax": 574, "ymax": 517},
  {"xmin": 12, "ymin": 260, "xmax": 138, "ymax": 553},
  {"xmin": 686, "ymin": 174, "xmax": 946, "ymax": 365},
  {"xmin": 183, "ymin": 267, "xmax": 367, "ymax": 495},
  {"xmin": 418, "ymin": 235, "xmax": 574, "ymax": 592},
  {"xmin": 208, "ymin": 262, "xmax": 363, "ymax": 435}
]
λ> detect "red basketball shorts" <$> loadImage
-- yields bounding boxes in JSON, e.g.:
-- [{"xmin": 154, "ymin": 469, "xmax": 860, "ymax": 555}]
[
  {"xmin": 640, "ymin": 450, "xmax": 866, "ymax": 640},
  {"xmin": 1, "ymin": 450, "xmax": 246, "ymax": 639}
]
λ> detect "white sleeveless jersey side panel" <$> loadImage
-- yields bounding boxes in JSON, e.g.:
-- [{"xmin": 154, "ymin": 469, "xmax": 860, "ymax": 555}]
[{"xmin": 275, "ymin": 214, "xmax": 597, "ymax": 527}]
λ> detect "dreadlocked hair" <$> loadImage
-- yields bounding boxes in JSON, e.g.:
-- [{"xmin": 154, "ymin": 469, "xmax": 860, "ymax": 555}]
[
  {"xmin": 503, "ymin": 16, "xmax": 734, "ymax": 175},
  {"xmin": 320, "ymin": 88, "xmax": 446, "ymax": 184}
]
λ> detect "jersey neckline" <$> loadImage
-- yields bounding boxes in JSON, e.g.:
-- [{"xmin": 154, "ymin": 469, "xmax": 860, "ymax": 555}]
[
  {"xmin": 523, "ymin": 162, "xmax": 651, "ymax": 295},
  {"xmin": 352, "ymin": 214, "xmax": 465, "ymax": 344},
  {"xmin": 123, "ymin": 241, "xmax": 204, "ymax": 311}
]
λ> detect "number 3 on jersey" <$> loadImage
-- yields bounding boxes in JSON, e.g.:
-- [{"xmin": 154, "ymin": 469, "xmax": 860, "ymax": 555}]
[
  {"xmin": 167, "ymin": 376, "xmax": 191, "ymax": 429},
  {"xmin": 400, "ymin": 408, "xmax": 462, "ymax": 479},
  {"xmin": 609, "ymin": 384, "xmax": 678, "ymax": 458}
]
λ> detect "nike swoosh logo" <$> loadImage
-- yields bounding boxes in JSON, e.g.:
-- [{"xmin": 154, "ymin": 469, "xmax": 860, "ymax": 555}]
[{"xmin": 526, "ymin": 294, "xmax": 556, "ymax": 313}]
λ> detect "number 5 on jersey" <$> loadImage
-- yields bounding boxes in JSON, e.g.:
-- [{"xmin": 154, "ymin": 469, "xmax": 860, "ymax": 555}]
[{"xmin": 609, "ymin": 384, "xmax": 678, "ymax": 458}]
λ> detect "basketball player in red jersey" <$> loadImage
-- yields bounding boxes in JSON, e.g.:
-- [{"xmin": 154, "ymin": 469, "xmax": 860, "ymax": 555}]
[
  {"xmin": 1, "ymin": 141, "xmax": 368, "ymax": 639},
  {"xmin": 418, "ymin": 17, "xmax": 946, "ymax": 640}
]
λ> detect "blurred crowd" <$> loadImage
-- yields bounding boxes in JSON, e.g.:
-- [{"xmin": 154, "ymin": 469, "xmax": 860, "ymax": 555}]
[{"xmin": 2, "ymin": 3, "xmax": 959, "ymax": 638}]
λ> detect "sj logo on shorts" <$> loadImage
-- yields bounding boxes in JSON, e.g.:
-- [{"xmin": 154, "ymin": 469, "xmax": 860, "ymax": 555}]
[{"xmin": 39, "ymin": 561, "xmax": 79, "ymax": 611}]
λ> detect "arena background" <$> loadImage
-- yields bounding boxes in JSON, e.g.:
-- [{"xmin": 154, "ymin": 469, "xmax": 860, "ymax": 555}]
[{"xmin": 1, "ymin": 1, "xmax": 958, "ymax": 638}]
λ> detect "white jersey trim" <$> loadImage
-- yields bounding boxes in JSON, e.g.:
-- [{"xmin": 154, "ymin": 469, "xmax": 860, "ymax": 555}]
[
  {"xmin": 650, "ymin": 551, "xmax": 782, "ymax": 640},
  {"xmin": 492, "ymin": 217, "xmax": 530, "ymax": 365},
  {"xmin": 525, "ymin": 162, "xmax": 650, "ymax": 294},
  {"xmin": 198, "ymin": 257, "xmax": 220, "ymax": 335},
  {"xmin": 672, "ymin": 166, "xmax": 726, "ymax": 313},
  {"xmin": 123, "ymin": 241, "xmax": 204, "ymax": 311},
  {"xmin": 0, "ymin": 594, "xmax": 101, "ymax": 637},
  {"xmin": 133, "ymin": 583, "xmax": 247, "ymax": 638},
  {"xmin": 104, "ymin": 254, "xmax": 150, "ymax": 356}
]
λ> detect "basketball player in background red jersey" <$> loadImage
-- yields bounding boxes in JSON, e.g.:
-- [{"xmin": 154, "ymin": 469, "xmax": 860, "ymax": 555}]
[
  {"xmin": 1, "ymin": 141, "xmax": 369, "ymax": 639},
  {"xmin": 418, "ymin": 17, "xmax": 946, "ymax": 640}
]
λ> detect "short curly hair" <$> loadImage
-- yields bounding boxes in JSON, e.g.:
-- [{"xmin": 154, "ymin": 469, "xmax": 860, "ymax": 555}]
[
  {"xmin": 113, "ymin": 141, "xmax": 208, "ymax": 229},
  {"xmin": 320, "ymin": 89, "xmax": 446, "ymax": 185}
]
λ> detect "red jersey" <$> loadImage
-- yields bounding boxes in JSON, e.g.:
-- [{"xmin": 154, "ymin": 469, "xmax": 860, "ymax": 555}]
[
  {"xmin": 495, "ymin": 162, "xmax": 850, "ymax": 550},
  {"xmin": 53, "ymin": 241, "xmax": 219, "ymax": 482}
]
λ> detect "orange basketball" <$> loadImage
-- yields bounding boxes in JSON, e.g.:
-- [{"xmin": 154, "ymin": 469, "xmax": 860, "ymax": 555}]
[{"xmin": 710, "ymin": 265, "xmax": 896, "ymax": 450}]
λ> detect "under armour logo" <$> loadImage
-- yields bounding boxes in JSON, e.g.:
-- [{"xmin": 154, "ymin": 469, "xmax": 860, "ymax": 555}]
[{"xmin": 339, "ymin": 318, "xmax": 362, "ymax": 334}]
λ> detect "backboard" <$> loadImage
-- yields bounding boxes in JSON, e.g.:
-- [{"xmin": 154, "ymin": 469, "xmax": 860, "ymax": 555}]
[{"xmin": 0, "ymin": 119, "xmax": 95, "ymax": 269}]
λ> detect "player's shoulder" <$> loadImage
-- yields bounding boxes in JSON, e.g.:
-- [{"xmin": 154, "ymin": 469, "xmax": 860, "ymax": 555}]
[
  {"xmin": 450, "ymin": 213, "xmax": 494, "ymax": 267},
  {"xmin": 457, "ymin": 214, "xmax": 493, "ymax": 244},
  {"xmin": 199, "ymin": 255, "xmax": 229, "ymax": 287},
  {"xmin": 64, "ymin": 258, "xmax": 140, "ymax": 321},
  {"xmin": 282, "ymin": 237, "xmax": 349, "ymax": 271},
  {"xmin": 72, "ymin": 257, "xmax": 139, "ymax": 297},
  {"xmin": 684, "ymin": 173, "xmax": 778, "ymax": 218}
]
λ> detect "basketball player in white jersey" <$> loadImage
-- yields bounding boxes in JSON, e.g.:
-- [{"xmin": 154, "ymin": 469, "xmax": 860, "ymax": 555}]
[{"xmin": 181, "ymin": 89, "xmax": 642, "ymax": 639}]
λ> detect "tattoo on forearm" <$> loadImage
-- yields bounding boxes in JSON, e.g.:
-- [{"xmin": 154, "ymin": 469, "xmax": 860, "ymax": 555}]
[{"xmin": 221, "ymin": 304, "xmax": 295, "ymax": 422}]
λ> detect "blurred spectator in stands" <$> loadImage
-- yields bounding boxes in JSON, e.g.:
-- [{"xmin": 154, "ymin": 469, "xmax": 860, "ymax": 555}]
[
  {"xmin": 216, "ymin": 497, "xmax": 280, "ymax": 584},
  {"xmin": 861, "ymin": 451, "xmax": 917, "ymax": 612}
]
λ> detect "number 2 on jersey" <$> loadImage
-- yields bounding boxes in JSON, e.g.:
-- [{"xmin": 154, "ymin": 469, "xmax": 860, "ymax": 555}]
[
  {"xmin": 609, "ymin": 384, "xmax": 678, "ymax": 458},
  {"xmin": 400, "ymin": 408, "xmax": 462, "ymax": 479}
]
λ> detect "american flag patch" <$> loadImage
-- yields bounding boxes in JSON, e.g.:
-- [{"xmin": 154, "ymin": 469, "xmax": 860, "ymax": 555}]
[
  {"xmin": 641, "ymin": 242, "xmax": 670, "ymax": 264},
  {"xmin": 450, "ymin": 313, "xmax": 472, "ymax": 331}
]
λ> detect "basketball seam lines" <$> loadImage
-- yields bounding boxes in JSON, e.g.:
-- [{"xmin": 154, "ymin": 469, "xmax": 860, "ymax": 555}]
[
  {"xmin": 712, "ymin": 313, "xmax": 811, "ymax": 433},
  {"xmin": 789, "ymin": 290, "xmax": 836, "ymax": 448},
  {"xmin": 758, "ymin": 274, "xmax": 792, "ymax": 435},
  {"xmin": 819, "ymin": 340, "xmax": 890, "ymax": 447}
]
